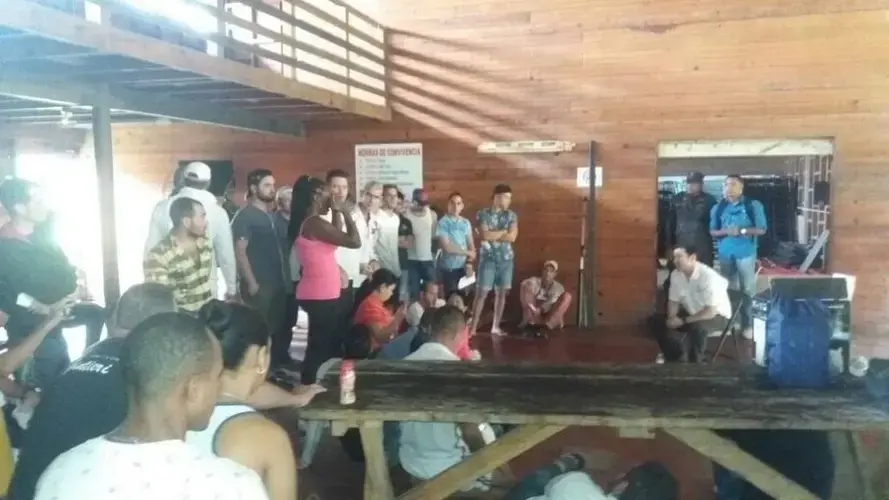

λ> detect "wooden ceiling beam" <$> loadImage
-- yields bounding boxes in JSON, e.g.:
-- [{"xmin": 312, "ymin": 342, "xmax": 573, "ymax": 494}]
[
  {"xmin": 0, "ymin": 37, "xmax": 97, "ymax": 62},
  {"xmin": 1, "ymin": 0, "xmax": 391, "ymax": 121},
  {"xmin": 3, "ymin": 57, "xmax": 163, "ymax": 76},
  {"xmin": 0, "ymin": 70, "xmax": 305, "ymax": 137}
]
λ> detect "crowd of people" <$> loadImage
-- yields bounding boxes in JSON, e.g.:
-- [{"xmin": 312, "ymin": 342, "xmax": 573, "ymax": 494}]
[
  {"xmin": 0, "ymin": 159, "xmax": 803, "ymax": 499},
  {"xmin": 0, "ymin": 161, "xmax": 582, "ymax": 499}
]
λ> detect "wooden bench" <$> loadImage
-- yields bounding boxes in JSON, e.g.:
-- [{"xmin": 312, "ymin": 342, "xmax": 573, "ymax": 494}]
[{"xmin": 300, "ymin": 360, "xmax": 888, "ymax": 500}]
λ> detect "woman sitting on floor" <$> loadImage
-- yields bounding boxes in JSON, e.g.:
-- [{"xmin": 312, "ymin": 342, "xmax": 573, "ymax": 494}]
[
  {"xmin": 189, "ymin": 300, "xmax": 297, "ymax": 500},
  {"xmin": 353, "ymin": 269, "xmax": 407, "ymax": 351}
]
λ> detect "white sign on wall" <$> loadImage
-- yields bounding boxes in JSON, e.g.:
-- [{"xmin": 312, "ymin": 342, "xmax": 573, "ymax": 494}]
[
  {"xmin": 576, "ymin": 166, "xmax": 603, "ymax": 188},
  {"xmin": 355, "ymin": 143, "xmax": 423, "ymax": 195}
]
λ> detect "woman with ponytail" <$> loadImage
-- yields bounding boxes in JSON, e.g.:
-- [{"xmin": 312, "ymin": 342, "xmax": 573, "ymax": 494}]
[
  {"xmin": 188, "ymin": 300, "xmax": 297, "ymax": 500},
  {"xmin": 288, "ymin": 175, "xmax": 361, "ymax": 384}
]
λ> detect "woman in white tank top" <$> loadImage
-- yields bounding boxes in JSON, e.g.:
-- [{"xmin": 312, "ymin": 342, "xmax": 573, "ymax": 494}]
[{"xmin": 187, "ymin": 300, "xmax": 297, "ymax": 500}]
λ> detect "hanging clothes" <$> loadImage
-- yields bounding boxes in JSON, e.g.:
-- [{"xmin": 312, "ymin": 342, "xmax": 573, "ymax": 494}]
[{"xmin": 741, "ymin": 177, "xmax": 798, "ymax": 258}]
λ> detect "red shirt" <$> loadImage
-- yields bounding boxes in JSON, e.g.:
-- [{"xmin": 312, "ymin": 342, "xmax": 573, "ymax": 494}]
[
  {"xmin": 454, "ymin": 326, "xmax": 472, "ymax": 360},
  {"xmin": 354, "ymin": 295, "xmax": 395, "ymax": 350}
]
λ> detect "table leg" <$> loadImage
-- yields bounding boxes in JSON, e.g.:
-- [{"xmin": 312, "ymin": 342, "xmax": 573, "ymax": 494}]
[
  {"xmin": 844, "ymin": 431, "xmax": 876, "ymax": 500},
  {"xmin": 359, "ymin": 420, "xmax": 395, "ymax": 500},
  {"xmin": 665, "ymin": 428, "xmax": 818, "ymax": 500},
  {"xmin": 398, "ymin": 425, "xmax": 564, "ymax": 500}
]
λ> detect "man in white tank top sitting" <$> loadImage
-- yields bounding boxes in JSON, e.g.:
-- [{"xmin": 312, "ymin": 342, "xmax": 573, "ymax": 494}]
[
  {"xmin": 34, "ymin": 313, "xmax": 269, "ymax": 500},
  {"xmin": 653, "ymin": 244, "xmax": 732, "ymax": 364}
]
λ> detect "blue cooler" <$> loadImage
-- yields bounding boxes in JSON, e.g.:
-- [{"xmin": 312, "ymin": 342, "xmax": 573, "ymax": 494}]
[{"xmin": 765, "ymin": 295, "xmax": 831, "ymax": 388}]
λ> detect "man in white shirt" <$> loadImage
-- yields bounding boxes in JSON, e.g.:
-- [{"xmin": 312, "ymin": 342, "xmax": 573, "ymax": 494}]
[
  {"xmin": 145, "ymin": 162, "xmax": 237, "ymax": 300},
  {"xmin": 406, "ymin": 280, "xmax": 446, "ymax": 327},
  {"xmin": 655, "ymin": 244, "xmax": 732, "ymax": 363},
  {"xmin": 34, "ymin": 312, "xmax": 268, "ymax": 500},
  {"xmin": 375, "ymin": 184, "xmax": 405, "ymax": 276},
  {"xmin": 321, "ymin": 170, "xmax": 379, "ymax": 311},
  {"xmin": 405, "ymin": 188, "xmax": 438, "ymax": 299},
  {"xmin": 399, "ymin": 306, "xmax": 495, "ymax": 490}
]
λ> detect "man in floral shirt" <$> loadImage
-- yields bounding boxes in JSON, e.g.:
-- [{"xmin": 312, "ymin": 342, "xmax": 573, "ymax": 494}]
[{"xmin": 470, "ymin": 184, "xmax": 518, "ymax": 335}]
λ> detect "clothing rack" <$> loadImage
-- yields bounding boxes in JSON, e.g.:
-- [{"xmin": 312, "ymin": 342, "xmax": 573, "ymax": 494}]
[{"xmin": 742, "ymin": 176, "xmax": 797, "ymax": 258}]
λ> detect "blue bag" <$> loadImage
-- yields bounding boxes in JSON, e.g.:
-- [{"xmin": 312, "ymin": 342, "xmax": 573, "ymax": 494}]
[{"xmin": 765, "ymin": 296, "xmax": 831, "ymax": 388}]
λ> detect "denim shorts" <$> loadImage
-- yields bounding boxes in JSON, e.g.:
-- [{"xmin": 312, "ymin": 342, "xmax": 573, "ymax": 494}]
[{"xmin": 478, "ymin": 258, "xmax": 514, "ymax": 290}]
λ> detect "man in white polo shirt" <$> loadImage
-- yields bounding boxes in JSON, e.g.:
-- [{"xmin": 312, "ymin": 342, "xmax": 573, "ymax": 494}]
[{"xmin": 656, "ymin": 244, "xmax": 732, "ymax": 364}]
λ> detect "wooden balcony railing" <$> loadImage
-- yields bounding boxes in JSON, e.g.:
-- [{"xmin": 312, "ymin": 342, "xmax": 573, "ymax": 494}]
[{"xmin": 29, "ymin": 0, "xmax": 388, "ymax": 109}]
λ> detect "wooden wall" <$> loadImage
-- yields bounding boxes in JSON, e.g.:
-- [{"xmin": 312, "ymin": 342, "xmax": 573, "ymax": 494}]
[{"xmin": 13, "ymin": 0, "xmax": 889, "ymax": 354}]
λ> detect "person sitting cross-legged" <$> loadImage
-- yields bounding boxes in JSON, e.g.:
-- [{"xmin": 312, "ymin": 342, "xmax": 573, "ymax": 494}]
[
  {"xmin": 519, "ymin": 260, "xmax": 572, "ymax": 332},
  {"xmin": 652, "ymin": 244, "xmax": 732, "ymax": 364},
  {"xmin": 405, "ymin": 280, "xmax": 445, "ymax": 328},
  {"xmin": 353, "ymin": 269, "xmax": 407, "ymax": 352},
  {"xmin": 399, "ymin": 306, "xmax": 498, "ymax": 491},
  {"xmin": 33, "ymin": 312, "xmax": 269, "ymax": 500}
]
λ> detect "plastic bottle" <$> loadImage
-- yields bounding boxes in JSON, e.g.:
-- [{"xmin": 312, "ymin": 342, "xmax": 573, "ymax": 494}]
[{"xmin": 340, "ymin": 360, "xmax": 356, "ymax": 405}]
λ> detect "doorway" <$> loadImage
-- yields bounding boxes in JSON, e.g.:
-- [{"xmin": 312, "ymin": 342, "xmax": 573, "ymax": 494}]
[{"xmin": 654, "ymin": 139, "xmax": 835, "ymax": 305}]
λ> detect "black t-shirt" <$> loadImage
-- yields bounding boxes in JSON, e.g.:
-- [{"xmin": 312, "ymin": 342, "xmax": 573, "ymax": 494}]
[
  {"xmin": 10, "ymin": 339, "xmax": 127, "ymax": 500},
  {"xmin": 397, "ymin": 215, "xmax": 413, "ymax": 270},
  {"xmin": 231, "ymin": 205, "xmax": 288, "ymax": 290}
]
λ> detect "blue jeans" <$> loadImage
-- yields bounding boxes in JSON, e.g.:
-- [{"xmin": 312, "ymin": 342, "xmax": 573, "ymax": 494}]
[
  {"xmin": 717, "ymin": 254, "xmax": 756, "ymax": 330},
  {"xmin": 407, "ymin": 260, "xmax": 436, "ymax": 299},
  {"xmin": 478, "ymin": 258, "xmax": 514, "ymax": 290},
  {"xmin": 440, "ymin": 268, "xmax": 464, "ymax": 297}
]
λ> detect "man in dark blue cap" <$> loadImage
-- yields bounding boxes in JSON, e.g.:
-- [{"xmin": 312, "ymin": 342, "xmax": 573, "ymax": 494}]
[{"xmin": 667, "ymin": 172, "xmax": 717, "ymax": 266}]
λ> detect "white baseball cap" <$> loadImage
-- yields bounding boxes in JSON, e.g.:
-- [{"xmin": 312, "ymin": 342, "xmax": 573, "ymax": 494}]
[{"xmin": 182, "ymin": 162, "xmax": 212, "ymax": 182}]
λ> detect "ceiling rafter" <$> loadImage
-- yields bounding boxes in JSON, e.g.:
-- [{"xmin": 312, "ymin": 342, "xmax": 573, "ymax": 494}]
[{"xmin": 0, "ymin": 69, "xmax": 305, "ymax": 136}]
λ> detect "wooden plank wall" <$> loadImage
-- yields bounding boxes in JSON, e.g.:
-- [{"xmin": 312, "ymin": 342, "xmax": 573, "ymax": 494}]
[{"xmin": 19, "ymin": 0, "xmax": 889, "ymax": 354}]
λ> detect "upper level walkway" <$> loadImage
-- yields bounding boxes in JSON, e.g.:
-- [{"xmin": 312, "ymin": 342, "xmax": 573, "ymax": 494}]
[{"xmin": 0, "ymin": 0, "xmax": 390, "ymax": 136}]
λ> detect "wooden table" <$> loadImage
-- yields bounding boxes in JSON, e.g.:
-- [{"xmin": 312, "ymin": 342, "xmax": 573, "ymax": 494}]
[{"xmin": 299, "ymin": 360, "xmax": 889, "ymax": 500}]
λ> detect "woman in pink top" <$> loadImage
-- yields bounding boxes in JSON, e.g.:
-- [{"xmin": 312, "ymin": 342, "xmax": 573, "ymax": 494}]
[{"xmin": 289, "ymin": 176, "xmax": 361, "ymax": 384}]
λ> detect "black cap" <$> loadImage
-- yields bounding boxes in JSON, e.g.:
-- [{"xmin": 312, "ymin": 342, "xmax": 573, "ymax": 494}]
[{"xmin": 686, "ymin": 172, "xmax": 704, "ymax": 184}]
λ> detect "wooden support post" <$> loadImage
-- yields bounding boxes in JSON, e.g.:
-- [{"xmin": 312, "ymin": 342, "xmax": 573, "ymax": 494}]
[
  {"xmin": 399, "ymin": 425, "xmax": 564, "ymax": 500},
  {"xmin": 211, "ymin": 0, "xmax": 225, "ymax": 58},
  {"xmin": 91, "ymin": 86, "xmax": 120, "ymax": 310},
  {"xmin": 581, "ymin": 141, "xmax": 598, "ymax": 328},
  {"xmin": 666, "ymin": 429, "xmax": 819, "ymax": 500},
  {"xmin": 358, "ymin": 420, "xmax": 395, "ymax": 500},
  {"xmin": 844, "ymin": 431, "xmax": 876, "ymax": 500}
]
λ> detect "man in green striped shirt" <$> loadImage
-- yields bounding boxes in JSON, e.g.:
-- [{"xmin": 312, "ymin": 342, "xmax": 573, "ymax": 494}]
[{"xmin": 144, "ymin": 198, "xmax": 213, "ymax": 313}]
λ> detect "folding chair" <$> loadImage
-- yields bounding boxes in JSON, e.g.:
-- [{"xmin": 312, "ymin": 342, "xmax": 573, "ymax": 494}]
[{"xmin": 710, "ymin": 262, "xmax": 762, "ymax": 362}]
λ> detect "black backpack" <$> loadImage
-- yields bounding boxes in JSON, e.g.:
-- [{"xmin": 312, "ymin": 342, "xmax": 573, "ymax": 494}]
[
  {"xmin": 712, "ymin": 198, "xmax": 756, "ymax": 231},
  {"xmin": 608, "ymin": 461, "xmax": 678, "ymax": 500}
]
